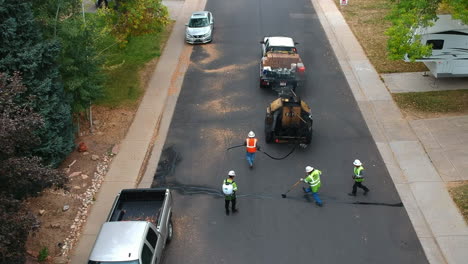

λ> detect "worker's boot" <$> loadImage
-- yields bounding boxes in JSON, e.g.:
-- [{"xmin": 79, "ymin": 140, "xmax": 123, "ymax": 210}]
[
  {"xmin": 232, "ymin": 208, "xmax": 238, "ymax": 213},
  {"xmin": 364, "ymin": 190, "xmax": 369, "ymax": 196},
  {"xmin": 225, "ymin": 209, "xmax": 230, "ymax": 215},
  {"xmin": 316, "ymin": 201, "xmax": 323, "ymax": 207},
  {"xmin": 348, "ymin": 192, "xmax": 356, "ymax": 196}
]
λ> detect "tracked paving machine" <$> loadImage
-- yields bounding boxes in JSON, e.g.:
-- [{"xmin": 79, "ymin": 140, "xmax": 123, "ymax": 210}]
[{"xmin": 264, "ymin": 87, "xmax": 313, "ymax": 144}]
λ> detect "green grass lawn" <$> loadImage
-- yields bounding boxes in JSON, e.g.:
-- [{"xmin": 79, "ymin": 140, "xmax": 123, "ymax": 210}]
[
  {"xmin": 449, "ymin": 183, "xmax": 468, "ymax": 223},
  {"xmin": 97, "ymin": 22, "xmax": 174, "ymax": 107},
  {"xmin": 393, "ymin": 90, "xmax": 468, "ymax": 113}
]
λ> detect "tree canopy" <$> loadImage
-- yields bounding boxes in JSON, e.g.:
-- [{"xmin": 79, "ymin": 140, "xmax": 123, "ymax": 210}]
[
  {"xmin": 99, "ymin": 0, "xmax": 169, "ymax": 45},
  {"xmin": 0, "ymin": 0, "xmax": 75, "ymax": 166},
  {"xmin": 386, "ymin": 0, "xmax": 468, "ymax": 61}
]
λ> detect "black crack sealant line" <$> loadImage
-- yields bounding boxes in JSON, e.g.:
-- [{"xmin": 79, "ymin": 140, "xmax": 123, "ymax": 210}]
[{"xmin": 160, "ymin": 183, "xmax": 274, "ymax": 200}]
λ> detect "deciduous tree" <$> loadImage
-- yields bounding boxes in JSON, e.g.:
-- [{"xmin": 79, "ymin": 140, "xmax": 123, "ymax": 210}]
[
  {"xmin": 32, "ymin": 0, "xmax": 105, "ymax": 112},
  {"xmin": 99, "ymin": 0, "xmax": 169, "ymax": 45},
  {"xmin": 386, "ymin": 0, "xmax": 468, "ymax": 61},
  {"xmin": 0, "ymin": 196, "xmax": 35, "ymax": 264},
  {"xmin": 0, "ymin": 73, "xmax": 67, "ymax": 263}
]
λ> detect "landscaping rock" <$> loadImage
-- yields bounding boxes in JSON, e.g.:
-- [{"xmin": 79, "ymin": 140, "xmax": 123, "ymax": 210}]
[
  {"xmin": 62, "ymin": 205, "xmax": 70, "ymax": 212},
  {"xmin": 83, "ymin": 151, "xmax": 90, "ymax": 155},
  {"xmin": 77, "ymin": 142, "xmax": 88, "ymax": 152},
  {"xmin": 81, "ymin": 174, "xmax": 89, "ymax": 180},
  {"xmin": 112, "ymin": 144, "xmax": 120, "ymax": 155},
  {"xmin": 93, "ymin": 120, "xmax": 100, "ymax": 125},
  {"xmin": 91, "ymin": 155, "xmax": 99, "ymax": 161},
  {"xmin": 69, "ymin": 171, "xmax": 82, "ymax": 178},
  {"xmin": 38, "ymin": 209, "xmax": 45, "ymax": 216}
]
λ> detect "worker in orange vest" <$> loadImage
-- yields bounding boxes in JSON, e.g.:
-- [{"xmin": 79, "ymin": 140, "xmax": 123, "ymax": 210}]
[{"xmin": 243, "ymin": 131, "xmax": 261, "ymax": 168}]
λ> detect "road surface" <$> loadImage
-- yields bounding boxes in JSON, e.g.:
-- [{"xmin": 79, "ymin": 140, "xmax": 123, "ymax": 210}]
[{"xmin": 154, "ymin": 0, "xmax": 428, "ymax": 263}]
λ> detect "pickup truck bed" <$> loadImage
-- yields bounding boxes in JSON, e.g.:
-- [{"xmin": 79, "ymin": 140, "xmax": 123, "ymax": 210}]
[
  {"xmin": 89, "ymin": 188, "xmax": 173, "ymax": 264},
  {"xmin": 108, "ymin": 189, "xmax": 166, "ymax": 224},
  {"xmin": 262, "ymin": 53, "xmax": 301, "ymax": 69}
]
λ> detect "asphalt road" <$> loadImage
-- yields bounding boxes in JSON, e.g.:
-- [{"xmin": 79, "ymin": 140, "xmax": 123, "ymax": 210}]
[{"xmin": 154, "ymin": 0, "xmax": 428, "ymax": 263}]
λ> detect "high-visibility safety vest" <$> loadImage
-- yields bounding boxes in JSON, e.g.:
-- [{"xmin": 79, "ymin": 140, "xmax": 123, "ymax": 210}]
[
  {"xmin": 305, "ymin": 169, "xmax": 321, "ymax": 193},
  {"xmin": 246, "ymin": 138, "xmax": 257, "ymax": 153},
  {"xmin": 354, "ymin": 166, "xmax": 364, "ymax": 182},
  {"xmin": 223, "ymin": 178, "xmax": 238, "ymax": 200}
]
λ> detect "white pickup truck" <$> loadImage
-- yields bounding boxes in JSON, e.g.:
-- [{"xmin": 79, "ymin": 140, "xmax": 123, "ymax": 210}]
[
  {"xmin": 260, "ymin": 36, "xmax": 306, "ymax": 90},
  {"xmin": 88, "ymin": 188, "xmax": 173, "ymax": 264}
]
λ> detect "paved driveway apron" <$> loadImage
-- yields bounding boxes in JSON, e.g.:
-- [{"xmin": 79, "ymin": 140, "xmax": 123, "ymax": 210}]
[{"xmin": 156, "ymin": 0, "xmax": 428, "ymax": 263}]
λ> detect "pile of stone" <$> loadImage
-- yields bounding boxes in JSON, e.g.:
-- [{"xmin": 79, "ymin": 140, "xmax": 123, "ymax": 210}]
[{"xmin": 59, "ymin": 154, "xmax": 112, "ymax": 257}]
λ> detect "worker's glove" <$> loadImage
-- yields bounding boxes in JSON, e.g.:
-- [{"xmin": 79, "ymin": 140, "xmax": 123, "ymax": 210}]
[
  {"xmin": 308, "ymin": 114, "xmax": 313, "ymax": 120},
  {"xmin": 257, "ymin": 146, "xmax": 261, "ymax": 151},
  {"xmin": 352, "ymin": 175, "xmax": 356, "ymax": 179},
  {"xmin": 300, "ymin": 178, "xmax": 304, "ymax": 182}
]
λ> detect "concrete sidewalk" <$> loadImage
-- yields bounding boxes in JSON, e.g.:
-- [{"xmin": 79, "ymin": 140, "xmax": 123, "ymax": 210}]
[
  {"xmin": 69, "ymin": 0, "xmax": 205, "ymax": 262},
  {"xmin": 382, "ymin": 72, "xmax": 468, "ymax": 93},
  {"xmin": 311, "ymin": 0, "xmax": 468, "ymax": 263}
]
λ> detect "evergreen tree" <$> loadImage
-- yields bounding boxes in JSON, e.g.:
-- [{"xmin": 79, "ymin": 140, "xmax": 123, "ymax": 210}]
[
  {"xmin": 32, "ymin": 0, "xmax": 104, "ymax": 112},
  {"xmin": 0, "ymin": 0, "xmax": 75, "ymax": 166}
]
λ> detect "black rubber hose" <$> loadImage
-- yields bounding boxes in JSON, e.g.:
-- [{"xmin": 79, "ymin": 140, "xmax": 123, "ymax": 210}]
[
  {"xmin": 226, "ymin": 144, "xmax": 244, "ymax": 151},
  {"xmin": 260, "ymin": 144, "xmax": 297, "ymax": 160}
]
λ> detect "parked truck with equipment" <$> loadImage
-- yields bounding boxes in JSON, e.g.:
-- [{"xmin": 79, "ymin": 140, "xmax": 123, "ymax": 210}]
[
  {"xmin": 260, "ymin": 36, "xmax": 306, "ymax": 89},
  {"xmin": 88, "ymin": 188, "xmax": 173, "ymax": 264}
]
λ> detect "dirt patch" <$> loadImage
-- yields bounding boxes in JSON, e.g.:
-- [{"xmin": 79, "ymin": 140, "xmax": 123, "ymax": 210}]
[{"xmin": 24, "ymin": 104, "xmax": 136, "ymax": 263}]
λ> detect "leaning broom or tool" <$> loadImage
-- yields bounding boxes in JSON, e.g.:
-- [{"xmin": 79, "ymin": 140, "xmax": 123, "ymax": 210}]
[{"xmin": 281, "ymin": 180, "xmax": 302, "ymax": 198}]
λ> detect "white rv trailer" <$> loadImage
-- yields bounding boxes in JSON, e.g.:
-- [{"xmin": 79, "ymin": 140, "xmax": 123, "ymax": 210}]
[{"xmin": 407, "ymin": 15, "xmax": 468, "ymax": 78}]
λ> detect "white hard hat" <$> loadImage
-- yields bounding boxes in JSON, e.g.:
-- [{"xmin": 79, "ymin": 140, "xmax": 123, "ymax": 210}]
[
  {"xmin": 305, "ymin": 166, "xmax": 314, "ymax": 173},
  {"xmin": 353, "ymin": 159, "xmax": 362, "ymax": 166},
  {"xmin": 248, "ymin": 131, "xmax": 255, "ymax": 138},
  {"xmin": 228, "ymin": 170, "xmax": 236, "ymax": 177}
]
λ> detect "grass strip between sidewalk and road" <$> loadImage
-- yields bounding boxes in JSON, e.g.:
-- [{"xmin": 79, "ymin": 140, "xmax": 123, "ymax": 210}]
[
  {"xmin": 449, "ymin": 183, "xmax": 468, "ymax": 223},
  {"xmin": 97, "ymin": 21, "xmax": 174, "ymax": 107},
  {"xmin": 392, "ymin": 90, "xmax": 468, "ymax": 113},
  {"xmin": 335, "ymin": 0, "xmax": 427, "ymax": 73}
]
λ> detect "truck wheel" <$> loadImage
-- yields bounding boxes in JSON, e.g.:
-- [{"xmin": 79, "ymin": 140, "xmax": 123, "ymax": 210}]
[{"xmin": 166, "ymin": 219, "xmax": 173, "ymax": 244}]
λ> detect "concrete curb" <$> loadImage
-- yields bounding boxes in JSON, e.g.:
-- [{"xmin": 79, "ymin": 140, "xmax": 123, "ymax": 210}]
[
  {"xmin": 69, "ymin": 0, "xmax": 206, "ymax": 262},
  {"xmin": 311, "ymin": 1, "xmax": 468, "ymax": 263}
]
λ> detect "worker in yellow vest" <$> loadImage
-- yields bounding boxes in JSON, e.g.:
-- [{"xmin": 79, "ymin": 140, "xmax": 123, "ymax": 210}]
[
  {"xmin": 301, "ymin": 166, "xmax": 323, "ymax": 207},
  {"xmin": 348, "ymin": 159, "xmax": 370, "ymax": 196},
  {"xmin": 222, "ymin": 170, "xmax": 238, "ymax": 215}
]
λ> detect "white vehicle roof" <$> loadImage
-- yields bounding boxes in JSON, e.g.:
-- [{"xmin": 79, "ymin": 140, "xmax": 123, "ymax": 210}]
[
  {"xmin": 89, "ymin": 221, "xmax": 149, "ymax": 262},
  {"xmin": 266, "ymin": 36, "xmax": 295, "ymax": 47},
  {"xmin": 415, "ymin": 15, "xmax": 468, "ymax": 35},
  {"xmin": 190, "ymin": 11, "xmax": 210, "ymax": 19}
]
